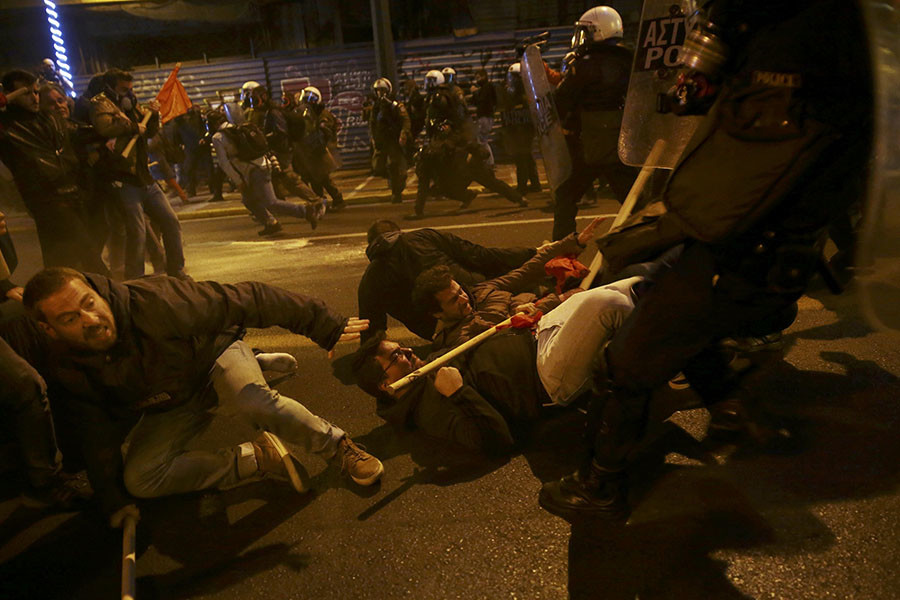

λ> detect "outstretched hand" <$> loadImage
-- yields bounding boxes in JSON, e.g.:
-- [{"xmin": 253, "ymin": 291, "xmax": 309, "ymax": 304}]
[
  {"xmin": 328, "ymin": 317, "xmax": 369, "ymax": 358},
  {"xmin": 577, "ymin": 217, "xmax": 606, "ymax": 247}
]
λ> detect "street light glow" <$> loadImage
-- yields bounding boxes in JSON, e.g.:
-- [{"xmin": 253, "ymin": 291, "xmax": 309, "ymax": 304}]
[{"xmin": 44, "ymin": 0, "xmax": 75, "ymax": 96}]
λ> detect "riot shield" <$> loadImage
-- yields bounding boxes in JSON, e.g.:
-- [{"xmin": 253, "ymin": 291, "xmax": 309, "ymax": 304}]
[
  {"xmin": 521, "ymin": 45, "xmax": 572, "ymax": 194},
  {"xmin": 856, "ymin": 0, "xmax": 900, "ymax": 332},
  {"xmin": 619, "ymin": 0, "xmax": 702, "ymax": 168}
]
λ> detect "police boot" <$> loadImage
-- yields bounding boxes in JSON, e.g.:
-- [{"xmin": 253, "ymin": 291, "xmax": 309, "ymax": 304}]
[{"xmin": 539, "ymin": 460, "xmax": 628, "ymax": 522}]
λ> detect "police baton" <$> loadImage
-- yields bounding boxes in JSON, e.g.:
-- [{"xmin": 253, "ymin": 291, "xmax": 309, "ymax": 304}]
[{"xmin": 581, "ymin": 138, "xmax": 667, "ymax": 288}]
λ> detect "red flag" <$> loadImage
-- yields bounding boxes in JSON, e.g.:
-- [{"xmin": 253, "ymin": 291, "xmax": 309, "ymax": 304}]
[
  {"xmin": 545, "ymin": 255, "xmax": 590, "ymax": 294},
  {"xmin": 155, "ymin": 63, "xmax": 191, "ymax": 124}
]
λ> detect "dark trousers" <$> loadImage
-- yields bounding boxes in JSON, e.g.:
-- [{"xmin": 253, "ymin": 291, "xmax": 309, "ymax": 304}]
[
  {"xmin": 512, "ymin": 153, "xmax": 540, "ymax": 191},
  {"xmin": 374, "ymin": 142, "xmax": 408, "ymax": 197},
  {"xmin": 28, "ymin": 194, "xmax": 108, "ymax": 275},
  {"xmin": 553, "ymin": 156, "xmax": 638, "ymax": 241},
  {"xmin": 0, "ymin": 308, "xmax": 61, "ymax": 488},
  {"xmin": 592, "ymin": 243, "xmax": 801, "ymax": 470}
]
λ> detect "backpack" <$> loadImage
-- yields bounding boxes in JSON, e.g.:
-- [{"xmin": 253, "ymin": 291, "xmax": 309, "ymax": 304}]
[{"xmin": 225, "ymin": 123, "xmax": 268, "ymax": 161}]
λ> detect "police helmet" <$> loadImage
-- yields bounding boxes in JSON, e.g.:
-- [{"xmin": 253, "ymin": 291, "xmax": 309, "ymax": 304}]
[
  {"xmin": 441, "ymin": 67, "xmax": 457, "ymax": 85},
  {"xmin": 571, "ymin": 6, "xmax": 623, "ymax": 52},
  {"xmin": 506, "ymin": 63, "xmax": 524, "ymax": 94},
  {"xmin": 300, "ymin": 86, "xmax": 323, "ymax": 105},
  {"xmin": 372, "ymin": 77, "xmax": 392, "ymax": 98},
  {"xmin": 424, "ymin": 70, "xmax": 445, "ymax": 91}
]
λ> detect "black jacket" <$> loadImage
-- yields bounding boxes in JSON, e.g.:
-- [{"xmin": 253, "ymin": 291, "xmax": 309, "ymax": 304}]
[
  {"xmin": 0, "ymin": 105, "xmax": 83, "ymax": 203},
  {"xmin": 44, "ymin": 273, "xmax": 348, "ymax": 514},
  {"xmin": 358, "ymin": 229, "xmax": 535, "ymax": 341},
  {"xmin": 377, "ymin": 330, "xmax": 547, "ymax": 455}
]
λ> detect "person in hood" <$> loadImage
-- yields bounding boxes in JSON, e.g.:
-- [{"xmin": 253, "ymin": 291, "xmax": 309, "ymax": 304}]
[{"xmin": 357, "ymin": 219, "xmax": 536, "ymax": 343}]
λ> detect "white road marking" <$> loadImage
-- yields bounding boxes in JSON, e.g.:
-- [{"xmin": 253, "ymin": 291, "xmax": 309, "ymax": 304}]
[
  {"xmin": 344, "ymin": 175, "xmax": 375, "ymax": 199},
  {"xmin": 188, "ymin": 214, "xmax": 617, "ymax": 246}
]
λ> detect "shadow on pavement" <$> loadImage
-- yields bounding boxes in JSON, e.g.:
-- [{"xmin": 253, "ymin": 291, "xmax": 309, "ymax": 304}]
[{"xmin": 558, "ymin": 353, "xmax": 900, "ymax": 599}]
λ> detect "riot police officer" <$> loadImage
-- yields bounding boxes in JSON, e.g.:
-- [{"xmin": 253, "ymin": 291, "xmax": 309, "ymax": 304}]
[
  {"xmin": 539, "ymin": 0, "xmax": 874, "ymax": 521},
  {"xmin": 499, "ymin": 63, "xmax": 540, "ymax": 195},
  {"xmin": 422, "ymin": 70, "xmax": 467, "ymax": 139},
  {"xmin": 295, "ymin": 86, "xmax": 345, "ymax": 210},
  {"xmin": 553, "ymin": 6, "xmax": 638, "ymax": 240},
  {"xmin": 369, "ymin": 78, "xmax": 412, "ymax": 204}
]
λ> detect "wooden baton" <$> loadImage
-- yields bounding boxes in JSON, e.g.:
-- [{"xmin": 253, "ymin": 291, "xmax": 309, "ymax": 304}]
[{"xmin": 581, "ymin": 138, "xmax": 668, "ymax": 289}]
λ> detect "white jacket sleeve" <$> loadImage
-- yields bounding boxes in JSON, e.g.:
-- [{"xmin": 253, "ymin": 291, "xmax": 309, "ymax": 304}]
[{"xmin": 212, "ymin": 131, "xmax": 243, "ymax": 187}]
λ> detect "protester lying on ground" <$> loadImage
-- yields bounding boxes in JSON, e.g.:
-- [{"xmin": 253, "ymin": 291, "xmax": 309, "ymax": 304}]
[
  {"xmin": 358, "ymin": 219, "xmax": 536, "ymax": 343},
  {"xmin": 23, "ymin": 267, "xmax": 383, "ymax": 528},
  {"xmin": 352, "ymin": 270, "xmax": 642, "ymax": 455},
  {"xmin": 413, "ymin": 217, "xmax": 603, "ymax": 350}
]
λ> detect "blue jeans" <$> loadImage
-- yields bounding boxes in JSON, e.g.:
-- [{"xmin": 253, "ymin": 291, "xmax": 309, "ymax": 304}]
[
  {"xmin": 244, "ymin": 165, "xmax": 308, "ymax": 223},
  {"xmin": 122, "ymin": 340, "xmax": 346, "ymax": 498},
  {"xmin": 118, "ymin": 181, "xmax": 185, "ymax": 279},
  {"xmin": 536, "ymin": 278, "xmax": 642, "ymax": 405}
]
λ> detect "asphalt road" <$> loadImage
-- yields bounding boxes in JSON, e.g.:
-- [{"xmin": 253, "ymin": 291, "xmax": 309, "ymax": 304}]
[{"xmin": 1, "ymin": 181, "xmax": 898, "ymax": 600}]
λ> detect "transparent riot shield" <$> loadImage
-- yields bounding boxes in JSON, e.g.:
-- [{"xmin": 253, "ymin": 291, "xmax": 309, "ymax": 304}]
[
  {"xmin": 521, "ymin": 45, "xmax": 572, "ymax": 194},
  {"xmin": 856, "ymin": 0, "xmax": 900, "ymax": 332},
  {"xmin": 619, "ymin": 0, "xmax": 702, "ymax": 168}
]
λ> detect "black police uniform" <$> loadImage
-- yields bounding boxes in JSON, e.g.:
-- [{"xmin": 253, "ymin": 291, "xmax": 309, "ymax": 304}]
[
  {"xmin": 553, "ymin": 39, "xmax": 638, "ymax": 240},
  {"xmin": 370, "ymin": 96, "xmax": 412, "ymax": 202},
  {"xmin": 540, "ymin": 0, "xmax": 874, "ymax": 519}
]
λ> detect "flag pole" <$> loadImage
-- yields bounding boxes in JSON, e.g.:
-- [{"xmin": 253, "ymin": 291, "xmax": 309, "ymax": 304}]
[
  {"xmin": 121, "ymin": 63, "xmax": 182, "ymax": 159},
  {"xmin": 388, "ymin": 314, "xmax": 523, "ymax": 392}
]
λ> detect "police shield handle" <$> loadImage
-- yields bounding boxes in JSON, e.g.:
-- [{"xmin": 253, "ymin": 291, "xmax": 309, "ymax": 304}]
[
  {"xmin": 581, "ymin": 138, "xmax": 667, "ymax": 288},
  {"xmin": 520, "ymin": 45, "xmax": 572, "ymax": 194},
  {"xmin": 121, "ymin": 514, "xmax": 137, "ymax": 600},
  {"xmin": 388, "ymin": 314, "xmax": 520, "ymax": 393},
  {"xmin": 121, "ymin": 110, "xmax": 154, "ymax": 159}
]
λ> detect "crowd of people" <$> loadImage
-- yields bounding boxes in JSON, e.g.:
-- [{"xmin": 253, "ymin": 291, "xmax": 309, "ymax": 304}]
[{"xmin": 0, "ymin": 0, "xmax": 875, "ymax": 578}]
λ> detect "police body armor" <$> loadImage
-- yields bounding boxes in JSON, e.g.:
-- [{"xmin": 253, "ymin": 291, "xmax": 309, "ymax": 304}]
[
  {"xmin": 372, "ymin": 98, "xmax": 403, "ymax": 149},
  {"xmin": 564, "ymin": 43, "xmax": 633, "ymax": 165},
  {"xmin": 598, "ymin": 0, "xmax": 873, "ymax": 296},
  {"xmin": 424, "ymin": 85, "xmax": 465, "ymax": 137}
]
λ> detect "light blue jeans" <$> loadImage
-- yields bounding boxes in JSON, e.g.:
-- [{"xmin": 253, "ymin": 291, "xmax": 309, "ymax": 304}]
[
  {"xmin": 536, "ymin": 277, "xmax": 643, "ymax": 405},
  {"xmin": 122, "ymin": 340, "xmax": 345, "ymax": 498},
  {"xmin": 118, "ymin": 181, "xmax": 184, "ymax": 279}
]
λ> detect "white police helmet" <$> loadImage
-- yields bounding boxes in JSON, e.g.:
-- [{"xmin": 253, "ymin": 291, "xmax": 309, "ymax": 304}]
[
  {"xmin": 424, "ymin": 70, "xmax": 445, "ymax": 91},
  {"xmin": 571, "ymin": 6, "xmax": 623, "ymax": 51},
  {"xmin": 440, "ymin": 67, "xmax": 457, "ymax": 84},
  {"xmin": 300, "ymin": 85, "xmax": 322, "ymax": 105},
  {"xmin": 372, "ymin": 77, "xmax": 392, "ymax": 97}
]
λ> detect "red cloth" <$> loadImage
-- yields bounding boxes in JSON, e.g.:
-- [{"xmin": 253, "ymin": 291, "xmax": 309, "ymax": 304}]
[
  {"xmin": 156, "ymin": 64, "xmax": 192, "ymax": 124},
  {"xmin": 545, "ymin": 255, "xmax": 589, "ymax": 294},
  {"xmin": 498, "ymin": 311, "xmax": 543, "ymax": 331}
]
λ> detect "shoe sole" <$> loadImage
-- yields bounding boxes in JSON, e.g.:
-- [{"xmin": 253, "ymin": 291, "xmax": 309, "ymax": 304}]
[
  {"xmin": 349, "ymin": 460, "xmax": 384, "ymax": 486},
  {"xmin": 262, "ymin": 432, "xmax": 306, "ymax": 493}
]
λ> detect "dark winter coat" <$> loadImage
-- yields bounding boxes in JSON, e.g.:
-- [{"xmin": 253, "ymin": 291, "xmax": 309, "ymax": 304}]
[
  {"xmin": 377, "ymin": 330, "xmax": 547, "ymax": 455},
  {"xmin": 358, "ymin": 229, "xmax": 535, "ymax": 342},
  {"xmin": 44, "ymin": 273, "xmax": 347, "ymax": 514}
]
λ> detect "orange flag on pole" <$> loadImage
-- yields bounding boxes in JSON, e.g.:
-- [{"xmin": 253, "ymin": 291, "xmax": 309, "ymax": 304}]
[{"xmin": 156, "ymin": 62, "xmax": 191, "ymax": 123}]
